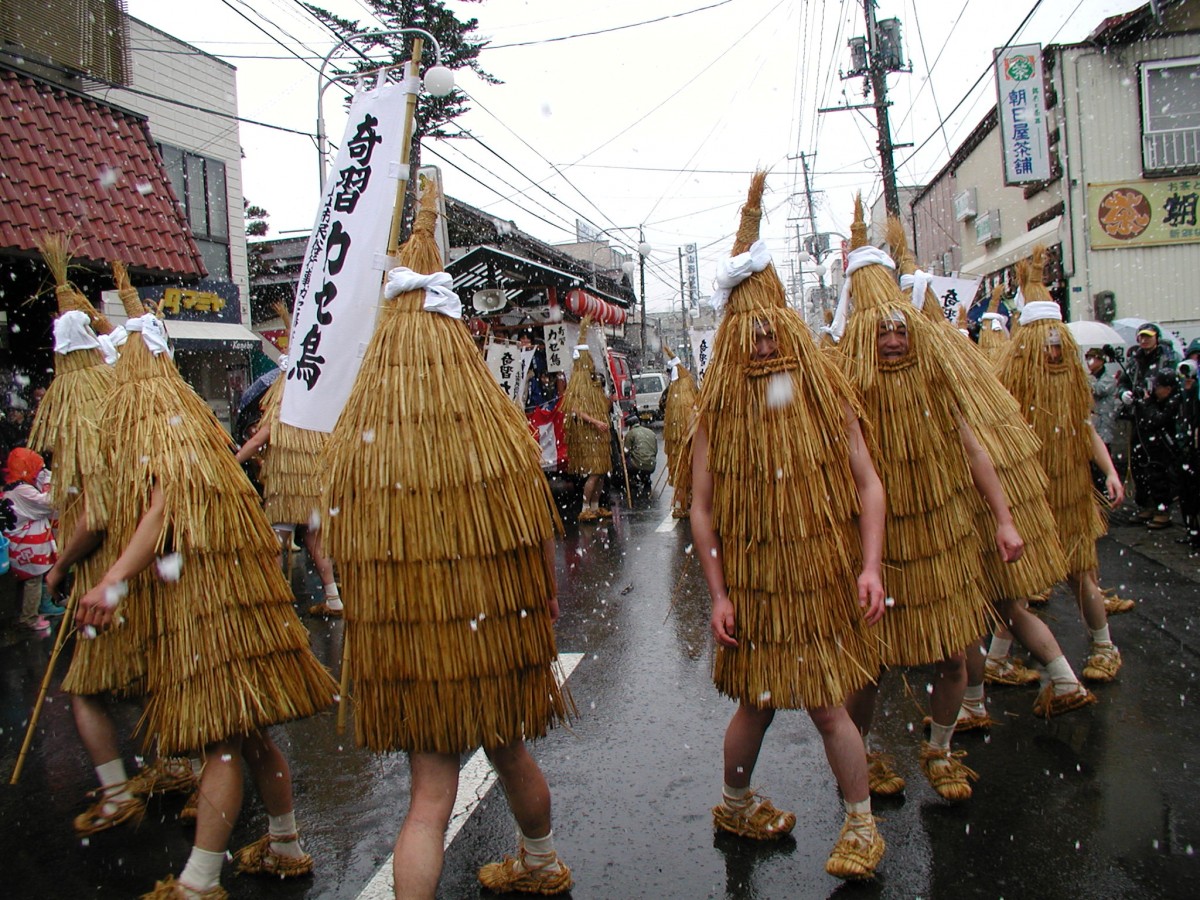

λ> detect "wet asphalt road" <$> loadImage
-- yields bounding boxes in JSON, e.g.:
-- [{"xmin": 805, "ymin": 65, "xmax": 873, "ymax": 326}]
[{"xmin": 2, "ymin": 425, "xmax": 1198, "ymax": 899}]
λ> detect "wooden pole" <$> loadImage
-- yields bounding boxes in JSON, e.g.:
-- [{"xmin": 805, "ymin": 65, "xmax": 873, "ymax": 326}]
[
  {"xmin": 385, "ymin": 38, "xmax": 425, "ymax": 255},
  {"xmin": 617, "ymin": 413, "xmax": 633, "ymax": 508},
  {"xmin": 10, "ymin": 589, "xmax": 81, "ymax": 783},
  {"xmin": 336, "ymin": 628, "xmax": 351, "ymax": 735}
]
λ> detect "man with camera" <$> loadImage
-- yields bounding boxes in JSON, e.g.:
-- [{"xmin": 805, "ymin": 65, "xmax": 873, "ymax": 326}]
[{"xmin": 1120, "ymin": 366, "xmax": 1182, "ymax": 529}]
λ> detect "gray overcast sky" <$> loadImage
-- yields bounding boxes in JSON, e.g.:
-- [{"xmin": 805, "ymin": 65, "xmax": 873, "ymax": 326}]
[{"xmin": 127, "ymin": 0, "xmax": 1140, "ymax": 313}]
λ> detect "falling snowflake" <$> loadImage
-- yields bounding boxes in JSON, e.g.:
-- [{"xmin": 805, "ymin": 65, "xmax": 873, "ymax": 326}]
[{"xmin": 156, "ymin": 553, "xmax": 183, "ymax": 582}]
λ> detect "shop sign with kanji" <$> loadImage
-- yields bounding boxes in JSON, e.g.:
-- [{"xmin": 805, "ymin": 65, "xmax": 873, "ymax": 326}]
[
  {"xmin": 1087, "ymin": 179, "xmax": 1200, "ymax": 249},
  {"xmin": 994, "ymin": 43, "xmax": 1051, "ymax": 185}
]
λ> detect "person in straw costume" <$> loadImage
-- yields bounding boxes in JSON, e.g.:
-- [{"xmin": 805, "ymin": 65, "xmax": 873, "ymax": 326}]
[
  {"xmin": 40, "ymin": 257, "xmax": 197, "ymax": 836},
  {"xmin": 886, "ymin": 221, "xmax": 1096, "ymax": 737},
  {"xmin": 235, "ymin": 349, "xmax": 342, "ymax": 616},
  {"xmin": 562, "ymin": 318, "xmax": 614, "ymax": 521},
  {"xmin": 661, "ymin": 346, "xmax": 697, "ymax": 518},
  {"xmin": 56, "ymin": 273, "xmax": 337, "ymax": 899},
  {"xmin": 690, "ymin": 172, "xmax": 888, "ymax": 880},
  {"xmin": 322, "ymin": 187, "xmax": 573, "ymax": 898},
  {"xmin": 995, "ymin": 246, "xmax": 1126, "ymax": 698},
  {"xmin": 977, "ymin": 285, "xmax": 1011, "ymax": 362},
  {"xmin": 834, "ymin": 198, "xmax": 1024, "ymax": 804}
]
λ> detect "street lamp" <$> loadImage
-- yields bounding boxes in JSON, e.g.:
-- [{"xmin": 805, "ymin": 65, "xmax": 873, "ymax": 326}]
[
  {"xmin": 586, "ymin": 226, "xmax": 650, "ymax": 356},
  {"xmin": 316, "ymin": 29, "xmax": 455, "ymax": 192}
]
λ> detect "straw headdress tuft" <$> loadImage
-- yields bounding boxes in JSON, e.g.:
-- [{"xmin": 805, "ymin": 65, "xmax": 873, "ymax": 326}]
[
  {"xmin": 36, "ymin": 232, "xmax": 113, "ymax": 334},
  {"xmin": 850, "ymin": 193, "xmax": 869, "ymax": 250}
]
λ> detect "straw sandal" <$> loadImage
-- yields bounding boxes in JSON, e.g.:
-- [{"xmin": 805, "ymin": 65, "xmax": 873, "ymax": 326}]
[
  {"xmin": 73, "ymin": 792, "xmax": 145, "ymax": 836},
  {"xmin": 234, "ymin": 833, "xmax": 314, "ymax": 878},
  {"xmin": 1026, "ymin": 589, "xmax": 1051, "ymax": 606},
  {"xmin": 478, "ymin": 850, "xmax": 572, "ymax": 895},
  {"xmin": 824, "ymin": 812, "xmax": 884, "ymax": 880},
  {"xmin": 595, "ymin": 507, "xmax": 613, "ymax": 519},
  {"xmin": 1147, "ymin": 514, "xmax": 1172, "ymax": 530},
  {"xmin": 577, "ymin": 508, "xmax": 598, "ymax": 522},
  {"xmin": 923, "ymin": 705, "xmax": 995, "ymax": 733},
  {"xmin": 984, "ymin": 657, "xmax": 1040, "ymax": 687},
  {"xmin": 866, "ymin": 752, "xmax": 905, "ymax": 795},
  {"xmin": 127, "ymin": 758, "xmax": 197, "ymax": 797},
  {"xmin": 712, "ymin": 791, "xmax": 796, "ymax": 840},
  {"xmin": 918, "ymin": 743, "xmax": 978, "ymax": 802},
  {"xmin": 1082, "ymin": 643, "xmax": 1122, "ymax": 682},
  {"xmin": 307, "ymin": 601, "xmax": 343, "ymax": 618},
  {"xmin": 1103, "ymin": 590, "xmax": 1135, "ymax": 615},
  {"xmin": 1032, "ymin": 681, "xmax": 1096, "ymax": 718},
  {"xmin": 671, "ymin": 508, "xmax": 690, "ymax": 518},
  {"xmin": 140, "ymin": 875, "xmax": 228, "ymax": 899}
]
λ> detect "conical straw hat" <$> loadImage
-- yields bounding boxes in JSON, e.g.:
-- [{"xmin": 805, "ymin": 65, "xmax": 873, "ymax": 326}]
[{"xmin": 562, "ymin": 318, "xmax": 610, "ymax": 476}]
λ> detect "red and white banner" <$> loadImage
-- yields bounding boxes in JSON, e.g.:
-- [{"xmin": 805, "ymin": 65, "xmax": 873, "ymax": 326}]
[
  {"xmin": 281, "ymin": 73, "xmax": 415, "ymax": 432},
  {"xmin": 527, "ymin": 401, "xmax": 566, "ymax": 469}
]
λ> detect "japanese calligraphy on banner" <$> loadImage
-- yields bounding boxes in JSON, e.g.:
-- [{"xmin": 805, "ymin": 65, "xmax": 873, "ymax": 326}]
[
  {"xmin": 543, "ymin": 323, "xmax": 567, "ymax": 373},
  {"xmin": 929, "ymin": 276, "xmax": 982, "ymax": 323},
  {"xmin": 485, "ymin": 338, "xmax": 523, "ymax": 404},
  {"xmin": 280, "ymin": 75, "xmax": 414, "ymax": 433},
  {"xmin": 994, "ymin": 43, "xmax": 1050, "ymax": 184},
  {"xmin": 1087, "ymin": 179, "xmax": 1200, "ymax": 250},
  {"xmin": 692, "ymin": 328, "xmax": 717, "ymax": 385},
  {"xmin": 685, "ymin": 243, "xmax": 700, "ymax": 308}
]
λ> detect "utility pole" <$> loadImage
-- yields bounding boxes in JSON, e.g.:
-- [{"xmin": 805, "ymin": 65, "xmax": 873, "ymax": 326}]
[
  {"xmin": 638, "ymin": 225, "xmax": 647, "ymax": 357},
  {"xmin": 864, "ymin": 0, "xmax": 901, "ymax": 220},
  {"xmin": 797, "ymin": 152, "xmax": 828, "ymax": 310}
]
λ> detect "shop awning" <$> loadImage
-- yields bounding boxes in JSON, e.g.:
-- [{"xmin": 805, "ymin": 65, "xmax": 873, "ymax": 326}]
[
  {"xmin": 164, "ymin": 320, "xmax": 261, "ymax": 351},
  {"xmin": 447, "ymin": 245, "xmax": 631, "ymax": 314},
  {"xmin": 959, "ymin": 216, "xmax": 1062, "ymax": 278}
]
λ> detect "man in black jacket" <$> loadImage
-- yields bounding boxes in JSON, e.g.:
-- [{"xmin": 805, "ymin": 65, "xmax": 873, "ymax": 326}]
[{"xmin": 1121, "ymin": 366, "xmax": 1182, "ymax": 528}]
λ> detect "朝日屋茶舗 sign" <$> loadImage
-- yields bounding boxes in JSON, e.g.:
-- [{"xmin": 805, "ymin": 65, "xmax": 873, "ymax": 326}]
[
  {"xmin": 994, "ymin": 43, "xmax": 1050, "ymax": 185},
  {"xmin": 1087, "ymin": 179, "xmax": 1200, "ymax": 250}
]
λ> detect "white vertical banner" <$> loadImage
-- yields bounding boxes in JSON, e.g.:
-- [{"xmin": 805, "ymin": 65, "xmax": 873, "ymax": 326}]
[
  {"xmin": 543, "ymin": 323, "xmax": 567, "ymax": 373},
  {"xmin": 560, "ymin": 322, "xmax": 580, "ymax": 380},
  {"xmin": 281, "ymin": 74, "xmax": 415, "ymax": 432},
  {"xmin": 692, "ymin": 328, "xmax": 717, "ymax": 385},
  {"xmin": 994, "ymin": 43, "xmax": 1050, "ymax": 184},
  {"xmin": 929, "ymin": 276, "xmax": 982, "ymax": 323},
  {"xmin": 485, "ymin": 338, "xmax": 522, "ymax": 404}
]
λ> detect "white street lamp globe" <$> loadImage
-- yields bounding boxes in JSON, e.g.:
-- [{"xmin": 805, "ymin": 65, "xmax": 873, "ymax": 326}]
[
  {"xmin": 620, "ymin": 260, "xmax": 636, "ymax": 278},
  {"xmin": 637, "ymin": 241, "xmax": 652, "ymax": 258},
  {"xmin": 814, "ymin": 263, "xmax": 827, "ymax": 277},
  {"xmin": 799, "ymin": 250, "xmax": 813, "ymax": 263},
  {"xmin": 423, "ymin": 65, "xmax": 455, "ymax": 96}
]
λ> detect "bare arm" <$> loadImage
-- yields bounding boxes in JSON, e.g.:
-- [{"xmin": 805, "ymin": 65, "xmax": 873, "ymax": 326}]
[
  {"xmin": 45, "ymin": 503, "xmax": 105, "ymax": 596},
  {"xmin": 689, "ymin": 425, "xmax": 736, "ymax": 647},
  {"xmin": 958, "ymin": 418, "xmax": 1023, "ymax": 562},
  {"xmin": 1089, "ymin": 423, "xmax": 1125, "ymax": 506},
  {"xmin": 844, "ymin": 404, "xmax": 887, "ymax": 625},
  {"xmin": 75, "ymin": 486, "xmax": 167, "ymax": 632},
  {"xmin": 234, "ymin": 420, "xmax": 271, "ymax": 463}
]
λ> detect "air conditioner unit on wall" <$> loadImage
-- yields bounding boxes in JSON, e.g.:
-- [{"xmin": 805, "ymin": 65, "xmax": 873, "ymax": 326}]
[
  {"xmin": 954, "ymin": 188, "xmax": 978, "ymax": 222},
  {"xmin": 975, "ymin": 209, "xmax": 1002, "ymax": 245}
]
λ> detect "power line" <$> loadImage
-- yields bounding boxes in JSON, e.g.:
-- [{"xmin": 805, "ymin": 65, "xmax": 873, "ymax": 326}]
[{"xmin": 485, "ymin": 0, "xmax": 737, "ymax": 50}]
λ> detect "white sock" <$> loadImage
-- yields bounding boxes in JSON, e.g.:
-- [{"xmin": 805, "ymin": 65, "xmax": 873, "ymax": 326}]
[
  {"xmin": 178, "ymin": 846, "xmax": 225, "ymax": 892},
  {"xmin": 962, "ymin": 685, "xmax": 985, "ymax": 712},
  {"xmin": 986, "ymin": 636, "xmax": 1012, "ymax": 661},
  {"xmin": 268, "ymin": 810, "xmax": 304, "ymax": 858},
  {"xmin": 1045, "ymin": 655, "xmax": 1080, "ymax": 693},
  {"xmin": 1091, "ymin": 626, "xmax": 1112, "ymax": 645},
  {"xmin": 323, "ymin": 582, "xmax": 341, "ymax": 600},
  {"xmin": 189, "ymin": 758, "xmax": 203, "ymax": 778},
  {"xmin": 929, "ymin": 721, "xmax": 955, "ymax": 750},
  {"xmin": 518, "ymin": 829, "xmax": 561, "ymax": 872},
  {"xmin": 95, "ymin": 759, "xmax": 132, "ymax": 809},
  {"xmin": 844, "ymin": 797, "xmax": 871, "ymax": 816}
]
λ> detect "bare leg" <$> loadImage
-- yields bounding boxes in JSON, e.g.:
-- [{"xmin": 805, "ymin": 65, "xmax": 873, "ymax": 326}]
[
  {"xmin": 844, "ymin": 674, "xmax": 882, "ymax": 737},
  {"xmin": 393, "ymin": 752, "xmax": 457, "ymax": 900},
  {"xmin": 807, "ymin": 706, "xmax": 870, "ymax": 803},
  {"xmin": 71, "ymin": 694, "xmax": 122, "ymax": 769},
  {"xmin": 1068, "ymin": 570, "xmax": 1108, "ymax": 632},
  {"xmin": 582, "ymin": 475, "xmax": 600, "ymax": 507},
  {"xmin": 195, "ymin": 736, "xmax": 245, "ymax": 853},
  {"xmin": 242, "ymin": 730, "xmax": 294, "ymax": 816},
  {"xmin": 722, "ymin": 703, "xmax": 775, "ymax": 789},
  {"xmin": 998, "ymin": 598, "xmax": 1064, "ymax": 666},
  {"xmin": 965, "ymin": 638, "xmax": 986, "ymax": 687},
  {"xmin": 303, "ymin": 528, "xmax": 336, "ymax": 590},
  {"xmin": 484, "ymin": 741, "xmax": 552, "ymax": 839},
  {"xmin": 929, "ymin": 652, "xmax": 967, "ymax": 727}
]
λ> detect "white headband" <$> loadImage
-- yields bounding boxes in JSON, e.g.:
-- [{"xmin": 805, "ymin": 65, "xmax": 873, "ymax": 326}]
[
  {"xmin": 383, "ymin": 267, "xmax": 462, "ymax": 319},
  {"xmin": 709, "ymin": 240, "xmax": 771, "ymax": 311},
  {"xmin": 53, "ymin": 310, "xmax": 101, "ymax": 356},
  {"xmin": 96, "ymin": 326, "xmax": 127, "ymax": 365},
  {"xmin": 126, "ymin": 313, "xmax": 171, "ymax": 357},
  {"xmin": 899, "ymin": 269, "xmax": 934, "ymax": 312},
  {"xmin": 667, "ymin": 357, "xmax": 681, "ymax": 382},
  {"xmin": 1019, "ymin": 301, "xmax": 1062, "ymax": 325},
  {"xmin": 830, "ymin": 247, "xmax": 896, "ymax": 341},
  {"xmin": 980, "ymin": 311, "xmax": 1008, "ymax": 332}
]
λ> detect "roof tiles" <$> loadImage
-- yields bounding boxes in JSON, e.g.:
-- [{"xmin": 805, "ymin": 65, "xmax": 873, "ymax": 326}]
[{"xmin": 0, "ymin": 67, "xmax": 206, "ymax": 277}]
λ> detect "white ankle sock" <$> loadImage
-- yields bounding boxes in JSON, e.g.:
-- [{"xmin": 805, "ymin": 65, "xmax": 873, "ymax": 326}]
[
  {"xmin": 986, "ymin": 636, "xmax": 1012, "ymax": 661},
  {"xmin": 95, "ymin": 759, "xmax": 132, "ymax": 808},
  {"xmin": 1045, "ymin": 655, "xmax": 1080, "ymax": 693},
  {"xmin": 268, "ymin": 811, "xmax": 303, "ymax": 858},
  {"xmin": 178, "ymin": 846, "xmax": 225, "ymax": 892},
  {"xmin": 1090, "ymin": 626, "xmax": 1112, "ymax": 645},
  {"xmin": 189, "ymin": 758, "xmax": 203, "ymax": 779},
  {"xmin": 963, "ymin": 685, "xmax": 985, "ymax": 704},
  {"xmin": 518, "ymin": 829, "xmax": 561, "ymax": 872},
  {"xmin": 323, "ymin": 595, "xmax": 344, "ymax": 611},
  {"xmin": 844, "ymin": 797, "xmax": 871, "ymax": 816},
  {"xmin": 929, "ymin": 722, "xmax": 955, "ymax": 749},
  {"xmin": 722, "ymin": 783, "xmax": 751, "ymax": 805}
]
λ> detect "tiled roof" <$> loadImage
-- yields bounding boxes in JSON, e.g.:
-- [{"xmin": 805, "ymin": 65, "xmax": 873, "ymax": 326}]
[{"xmin": 0, "ymin": 67, "xmax": 205, "ymax": 276}]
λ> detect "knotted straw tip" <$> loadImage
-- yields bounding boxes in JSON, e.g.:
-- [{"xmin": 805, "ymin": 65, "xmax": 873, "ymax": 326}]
[
  {"xmin": 850, "ymin": 193, "xmax": 868, "ymax": 250},
  {"xmin": 733, "ymin": 171, "xmax": 767, "ymax": 254}
]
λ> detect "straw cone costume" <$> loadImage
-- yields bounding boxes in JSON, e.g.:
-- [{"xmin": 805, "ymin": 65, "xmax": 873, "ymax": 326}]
[
  {"xmin": 323, "ymin": 194, "xmax": 570, "ymax": 755},
  {"xmin": 696, "ymin": 174, "xmax": 880, "ymax": 709},
  {"xmin": 662, "ymin": 348, "xmax": 697, "ymax": 513},
  {"xmin": 887, "ymin": 221, "xmax": 1066, "ymax": 604},
  {"xmin": 836, "ymin": 202, "xmax": 989, "ymax": 665},
  {"xmin": 977, "ymin": 286, "xmax": 1010, "ymax": 362},
  {"xmin": 254, "ymin": 371, "xmax": 328, "ymax": 528},
  {"xmin": 88, "ymin": 293, "xmax": 336, "ymax": 755},
  {"xmin": 562, "ymin": 321, "xmax": 612, "ymax": 477},
  {"xmin": 996, "ymin": 248, "xmax": 1105, "ymax": 575}
]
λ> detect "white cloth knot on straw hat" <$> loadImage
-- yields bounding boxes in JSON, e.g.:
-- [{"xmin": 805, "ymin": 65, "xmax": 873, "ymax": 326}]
[
  {"xmin": 53, "ymin": 310, "xmax": 101, "ymax": 355},
  {"xmin": 980, "ymin": 312, "xmax": 1008, "ymax": 332},
  {"xmin": 1018, "ymin": 301, "xmax": 1062, "ymax": 325},
  {"xmin": 572, "ymin": 344, "xmax": 589, "ymax": 361},
  {"xmin": 709, "ymin": 240, "xmax": 772, "ymax": 311},
  {"xmin": 126, "ymin": 313, "xmax": 171, "ymax": 357},
  {"xmin": 899, "ymin": 269, "xmax": 934, "ymax": 311},
  {"xmin": 383, "ymin": 266, "xmax": 462, "ymax": 319},
  {"xmin": 830, "ymin": 246, "xmax": 897, "ymax": 342}
]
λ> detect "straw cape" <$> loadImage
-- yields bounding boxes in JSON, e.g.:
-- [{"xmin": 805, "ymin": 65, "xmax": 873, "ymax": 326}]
[
  {"xmin": 59, "ymin": 262, "xmax": 153, "ymax": 698},
  {"xmin": 322, "ymin": 190, "xmax": 571, "ymax": 755},
  {"xmin": 838, "ymin": 199, "xmax": 989, "ymax": 666},
  {"xmin": 995, "ymin": 246, "xmax": 1104, "ymax": 575},
  {"xmin": 255, "ymin": 368, "xmax": 328, "ymax": 528},
  {"xmin": 561, "ymin": 319, "xmax": 612, "ymax": 477},
  {"xmin": 887, "ymin": 220, "xmax": 1066, "ymax": 603},
  {"xmin": 662, "ymin": 347, "xmax": 698, "ymax": 512},
  {"xmin": 977, "ymin": 286, "xmax": 1010, "ymax": 361},
  {"xmin": 695, "ymin": 172, "xmax": 880, "ymax": 709},
  {"xmin": 87, "ymin": 282, "xmax": 335, "ymax": 754}
]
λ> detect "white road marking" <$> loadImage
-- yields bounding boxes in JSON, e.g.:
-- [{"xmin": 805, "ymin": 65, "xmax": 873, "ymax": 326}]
[
  {"xmin": 354, "ymin": 652, "xmax": 585, "ymax": 900},
  {"xmin": 655, "ymin": 512, "xmax": 678, "ymax": 533}
]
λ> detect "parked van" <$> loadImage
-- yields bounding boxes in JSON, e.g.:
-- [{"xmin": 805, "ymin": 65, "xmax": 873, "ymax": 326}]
[{"xmin": 632, "ymin": 372, "xmax": 667, "ymax": 422}]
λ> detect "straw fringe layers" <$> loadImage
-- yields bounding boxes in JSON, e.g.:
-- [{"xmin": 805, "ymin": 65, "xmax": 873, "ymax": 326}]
[
  {"xmin": 256, "ymin": 377, "xmax": 328, "ymax": 527},
  {"xmin": 561, "ymin": 328, "xmax": 611, "ymax": 477},
  {"xmin": 97, "ymin": 334, "xmax": 335, "ymax": 755},
  {"xmin": 324, "ymin": 201, "xmax": 570, "ymax": 755}
]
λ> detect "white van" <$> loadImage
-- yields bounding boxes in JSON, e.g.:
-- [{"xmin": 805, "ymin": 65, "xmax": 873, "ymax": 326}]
[{"xmin": 632, "ymin": 372, "xmax": 668, "ymax": 422}]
